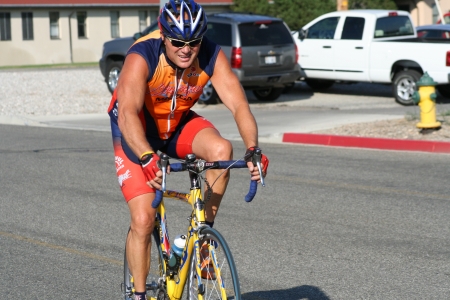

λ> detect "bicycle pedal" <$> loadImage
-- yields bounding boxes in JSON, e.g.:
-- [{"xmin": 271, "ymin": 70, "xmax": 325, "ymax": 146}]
[{"xmin": 146, "ymin": 281, "xmax": 158, "ymax": 291}]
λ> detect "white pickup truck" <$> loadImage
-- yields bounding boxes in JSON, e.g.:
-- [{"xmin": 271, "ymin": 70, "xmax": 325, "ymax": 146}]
[{"xmin": 292, "ymin": 10, "xmax": 450, "ymax": 105}]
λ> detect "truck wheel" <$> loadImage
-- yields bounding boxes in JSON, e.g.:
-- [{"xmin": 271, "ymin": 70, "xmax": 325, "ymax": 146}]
[
  {"xmin": 392, "ymin": 70, "xmax": 421, "ymax": 106},
  {"xmin": 106, "ymin": 61, "xmax": 123, "ymax": 94},
  {"xmin": 198, "ymin": 80, "xmax": 221, "ymax": 104},
  {"xmin": 305, "ymin": 79, "xmax": 334, "ymax": 90},
  {"xmin": 436, "ymin": 84, "xmax": 450, "ymax": 99},
  {"xmin": 252, "ymin": 87, "xmax": 284, "ymax": 101}
]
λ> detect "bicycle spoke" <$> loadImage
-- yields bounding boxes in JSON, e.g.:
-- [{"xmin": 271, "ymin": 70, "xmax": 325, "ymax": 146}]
[{"xmin": 187, "ymin": 227, "xmax": 240, "ymax": 300}]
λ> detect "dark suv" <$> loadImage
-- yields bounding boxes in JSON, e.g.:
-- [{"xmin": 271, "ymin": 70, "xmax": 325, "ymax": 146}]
[{"xmin": 99, "ymin": 13, "xmax": 300, "ymax": 103}]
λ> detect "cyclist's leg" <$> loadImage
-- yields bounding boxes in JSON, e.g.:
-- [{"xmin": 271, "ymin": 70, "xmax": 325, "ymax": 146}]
[
  {"xmin": 126, "ymin": 193, "xmax": 157, "ymax": 293},
  {"xmin": 112, "ymin": 125, "xmax": 158, "ymax": 294},
  {"xmin": 169, "ymin": 113, "xmax": 232, "ymax": 223},
  {"xmin": 191, "ymin": 128, "xmax": 232, "ymax": 222}
]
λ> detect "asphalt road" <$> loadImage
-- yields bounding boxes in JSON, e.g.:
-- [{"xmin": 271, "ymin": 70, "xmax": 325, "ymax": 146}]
[{"xmin": 1, "ymin": 124, "xmax": 449, "ymax": 299}]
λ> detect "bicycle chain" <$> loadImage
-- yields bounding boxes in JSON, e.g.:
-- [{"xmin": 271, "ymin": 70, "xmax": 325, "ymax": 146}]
[{"xmin": 203, "ymin": 176, "xmax": 212, "ymax": 204}]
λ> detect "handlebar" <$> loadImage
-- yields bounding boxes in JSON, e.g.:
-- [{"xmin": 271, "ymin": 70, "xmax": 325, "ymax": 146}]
[{"xmin": 152, "ymin": 157, "xmax": 260, "ymax": 208}]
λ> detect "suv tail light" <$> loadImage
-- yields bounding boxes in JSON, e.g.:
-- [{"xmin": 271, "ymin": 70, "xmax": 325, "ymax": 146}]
[
  {"xmin": 388, "ymin": 12, "xmax": 398, "ymax": 17},
  {"xmin": 254, "ymin": 20, "xmax": 272, "ymax": 25},
  {"xmin": 295, "ymin": 44, "xmax": 299, "ymax": 63},
  {"xmin": 231, "ymin": 47, "xmax": 242, "ymax": 69},
  {"xmin": 447, "ymin": 51, "xmax": 450, "ymax": 67}
]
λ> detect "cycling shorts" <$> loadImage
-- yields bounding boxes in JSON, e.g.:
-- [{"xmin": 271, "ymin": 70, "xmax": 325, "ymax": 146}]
[{"xmin": 111, "ymin": 111, "xmax": 216, "ymax": 202}]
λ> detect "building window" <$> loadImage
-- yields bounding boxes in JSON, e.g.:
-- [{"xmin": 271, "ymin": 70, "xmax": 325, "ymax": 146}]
[
  {"xmin": 77, "ymin": 11, "xmax": 87, "ymax": 38},
  {"xmin": 22, "ymin": 12, "xmax": 34, "ymax": 40},
  {"xmin": 110, "ymin": 11, "xmax": 120, "ymax": 38},
  {"xmin": 0, "ymin": 12, "xmax": 11, "ymax": 41},
  {"xmin": 49, "ymin": 12, "xmax": 60, "ymax": 39},
  {"xmin": 139, "ymin": 10, "xmax": 148, "ymax": 32}
]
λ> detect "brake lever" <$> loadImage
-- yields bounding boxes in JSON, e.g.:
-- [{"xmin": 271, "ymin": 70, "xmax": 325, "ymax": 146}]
[
  {"xmin": 253, "ymin": 148, "xmax": 265, "ymax": 187},
  {"xmin": 159, "ymin": 153, "xmax": 169, "ymax": 192}
]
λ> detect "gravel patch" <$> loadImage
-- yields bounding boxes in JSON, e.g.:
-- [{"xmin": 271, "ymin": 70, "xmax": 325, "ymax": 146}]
[
  {"xmin": 313, "ymin": 116, "xmax": 450, "ymax": 142},
  {"xmin": 0, "ymin": 67, "xmax": 111, "ymax": 116}
]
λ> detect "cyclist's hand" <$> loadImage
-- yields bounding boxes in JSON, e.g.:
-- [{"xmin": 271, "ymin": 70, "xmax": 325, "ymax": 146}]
[
  {"xmin": 140, "ymin": 152, "xmax": 163, "ymax": 188},
  {"xmin": 245, "ymin": 146, "xmax": 269, "ymax": 182}
]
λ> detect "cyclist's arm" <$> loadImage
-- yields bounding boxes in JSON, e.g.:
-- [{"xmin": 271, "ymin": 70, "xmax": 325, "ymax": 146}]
[
  {"xmin": 116, "ymin": 53, "xmax": 154, "ymax": 158},
  {"xmin": 210, "ymin": 50, "xmax": 259, "ymax": 149},
  {"xmin": 210, "ymin": 50, "xmax": 263, "ymax": 180}
]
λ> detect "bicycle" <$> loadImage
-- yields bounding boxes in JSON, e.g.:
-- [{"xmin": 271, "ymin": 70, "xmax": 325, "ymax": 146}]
[{"xmin": 122, "ymin": 148, "xmax": 265, "ymax": 300}]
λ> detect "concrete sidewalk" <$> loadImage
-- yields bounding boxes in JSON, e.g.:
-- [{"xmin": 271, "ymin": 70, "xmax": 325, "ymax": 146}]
[{"xmin": 1, "ymin": 92, "xmax": 449, "ymax": 153}]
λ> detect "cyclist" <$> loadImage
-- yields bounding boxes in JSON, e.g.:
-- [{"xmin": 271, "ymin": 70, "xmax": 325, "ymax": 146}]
[{"xmin": 108, "ymin": 0, "xmax": 268, "ymax": 299}]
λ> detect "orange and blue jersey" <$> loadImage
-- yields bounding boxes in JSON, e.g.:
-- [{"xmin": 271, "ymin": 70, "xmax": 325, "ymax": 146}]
[{"xmin": 108, "ymin": 30, "xmax": 220, "ymax": 140}]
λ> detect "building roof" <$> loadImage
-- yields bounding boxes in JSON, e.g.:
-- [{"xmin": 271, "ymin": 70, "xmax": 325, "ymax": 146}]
[{"xmin": 0, "ymin": 0, "xmax": 233, "ymax": 7}]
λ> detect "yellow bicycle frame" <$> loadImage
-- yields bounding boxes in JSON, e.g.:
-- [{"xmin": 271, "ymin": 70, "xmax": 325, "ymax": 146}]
[{"xmin": 153, "ymin": 187, "xmax": 224, "ymax": 300}]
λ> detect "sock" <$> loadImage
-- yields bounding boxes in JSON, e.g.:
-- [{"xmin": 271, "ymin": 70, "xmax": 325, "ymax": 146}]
[
  {"xmin": 134, "ymin": 291, "xmax": 147, "ymax": 300},
  {"xmin": 205, "ymin": 221, "xmax": 214, "ymax": 228}
]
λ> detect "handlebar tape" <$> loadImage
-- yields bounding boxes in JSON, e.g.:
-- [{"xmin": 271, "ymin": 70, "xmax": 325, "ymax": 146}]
[
  {"xmin": 244, "ymin": 180, "xmax": 258, "ymax": 202},
  {"xmin": 152, "ymin": 190, "xmax": 163, "ymax": 208}
]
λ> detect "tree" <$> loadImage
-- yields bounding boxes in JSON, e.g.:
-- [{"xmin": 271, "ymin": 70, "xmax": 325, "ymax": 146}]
[
  {"xmin": 232, "ymin": 0, "xmax": 335, "ymax": 31},
  {"xmin": 348, "ymin": 0, "xmax": 397, "ymax": 9},
  {"xmin": 232, "ymin": 0, "xmax": 398, "ymax": 31}
]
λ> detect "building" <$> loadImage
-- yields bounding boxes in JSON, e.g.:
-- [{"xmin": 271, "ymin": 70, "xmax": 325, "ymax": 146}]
[
  {"xmin": 396, "ymin": 0, "xmax": 450, "ymax": 25},
  {"xmin": 336, "ymin": 0, "xmax": 450, "ymax": 26},
  {"xmin": 0, "ymin": 0, "xmax": 232, "ymax": 67}
]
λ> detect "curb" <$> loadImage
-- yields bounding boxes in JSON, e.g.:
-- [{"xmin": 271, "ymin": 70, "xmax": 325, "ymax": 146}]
[{"xmin": 282, "ymin": 133, "xmax": 450, "ymax": 154}]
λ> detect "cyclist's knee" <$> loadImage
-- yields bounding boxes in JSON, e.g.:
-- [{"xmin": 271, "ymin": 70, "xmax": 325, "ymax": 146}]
[
  {"xmin": 130, "ymin": 211, "xmax": 155, "ymax": 236},
  {"xmin": 207, "ymin": 139, "xmax": 233, "ymax": 161}
]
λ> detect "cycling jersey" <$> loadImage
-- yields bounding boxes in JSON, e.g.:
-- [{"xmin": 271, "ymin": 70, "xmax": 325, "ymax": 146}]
[{"xmin": 108, "ymin": 30, "xmax": 221, "ymax": 140}]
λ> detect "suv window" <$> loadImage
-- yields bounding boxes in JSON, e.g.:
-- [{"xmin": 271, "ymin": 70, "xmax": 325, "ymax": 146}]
[
  {"xmin": 306, "ymin": 17, "xmax": 340, "ymax": 39},
  {"xmin": 341, "ymin": 17, "xmax": 365, "ymax": 40},
  {"xmin": 205, "ymin": 22, "xmax": 232, "ymax": 46},
  {"xmin": 374, "ymin": 16, "xmax": 414, "ymax": 38},
  {"xmin": 239, "ymin": 21, "xmax": 292, "ymax": 46}
]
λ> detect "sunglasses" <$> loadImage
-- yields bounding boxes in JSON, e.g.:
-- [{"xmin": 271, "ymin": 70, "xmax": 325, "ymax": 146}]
[{"xmin": 166, "ymin": 36, "xmax": 202, "ymax": 48}]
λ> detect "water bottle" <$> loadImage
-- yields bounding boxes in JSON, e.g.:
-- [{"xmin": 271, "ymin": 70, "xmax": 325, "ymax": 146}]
[
  {"xmin": 172, "ymin": 234, "xmax": 186, "ymax": 257},
  {"xmin": 168, "ymin": 234, "xmax": 186, "ymax": 268}
]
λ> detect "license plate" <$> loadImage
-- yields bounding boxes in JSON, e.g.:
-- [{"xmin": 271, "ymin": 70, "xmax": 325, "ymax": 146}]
[{"xmin": 265, "ymin": 56, "xmax": 276, "ymax": 64}]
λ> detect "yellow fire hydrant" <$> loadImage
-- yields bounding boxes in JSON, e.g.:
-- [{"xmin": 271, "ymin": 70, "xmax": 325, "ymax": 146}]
[{"xmin": 412, "ymin": 72, "xmax": 441, "ymax": 130}]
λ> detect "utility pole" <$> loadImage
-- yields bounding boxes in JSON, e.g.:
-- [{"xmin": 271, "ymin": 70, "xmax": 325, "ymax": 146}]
[
  {"xmin": 337, "ymin": 0, "xmax": 348, "ymax": 11},
  {"xmin": 435, "ymin": 0, "xmax": 446, "ymax": 24}
]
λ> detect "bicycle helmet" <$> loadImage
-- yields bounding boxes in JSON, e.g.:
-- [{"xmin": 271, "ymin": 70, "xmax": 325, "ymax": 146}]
[{"xmin": 158, "ymin": 0, "xmax": 207, "ymax": 40}]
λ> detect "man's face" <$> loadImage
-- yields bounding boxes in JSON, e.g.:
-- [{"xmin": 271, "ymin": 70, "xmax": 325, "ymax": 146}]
[{"xmin": 162, "ymin": 34, "xmax": 202, "ymax": 69}]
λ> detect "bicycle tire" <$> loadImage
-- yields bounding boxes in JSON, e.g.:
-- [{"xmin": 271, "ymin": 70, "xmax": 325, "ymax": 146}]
[
  {"xmin": 123, "ymin": 227, "xmax": 166, "ymax": 300},
  {"xmin": 187, "ymin": 227, "xmax": 241, "ymax": 300}
]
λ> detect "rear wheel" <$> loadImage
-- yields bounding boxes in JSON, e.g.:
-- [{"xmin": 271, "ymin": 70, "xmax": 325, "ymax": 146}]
[
  {"xmin": 252, "ymin": 87, "xmax": 283, "ymax": 101},
  {"xmin": 106, "ymin": 60, "xmax": 123, "ymax": 94},
  {"xmin": 305, "ymin": 79, "xmax": 334, "ymax": 90},
  {"xmin": 392, "ymin": 70, "xmax": 421, "ymax": 106},
  {"xmin": 123, "ymin": 227, "xmax": 166, "ymax": 300},
  {"xmin": 187, "ymin": 227, "xmax": 240, "ymax": 300}
]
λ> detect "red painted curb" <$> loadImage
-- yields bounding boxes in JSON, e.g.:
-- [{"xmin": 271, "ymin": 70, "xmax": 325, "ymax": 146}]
[{"xmin": 282, "ymin": 133, "xmax": 450, "ymax": 153}]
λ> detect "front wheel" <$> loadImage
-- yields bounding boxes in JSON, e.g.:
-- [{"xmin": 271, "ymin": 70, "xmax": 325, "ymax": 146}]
[
  {"xmin": 187, "ymin": 227, "xmax": 241, "ymax": 300},
  {"xmin": 392, "ymin": 70, "xmax": 421, "ymax": 106}
]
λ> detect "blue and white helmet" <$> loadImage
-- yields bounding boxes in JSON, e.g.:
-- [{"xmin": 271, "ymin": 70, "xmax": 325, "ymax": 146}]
[{"xmin": 158, "ymin": 0, "xmax": 207, "ymax": 40}]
